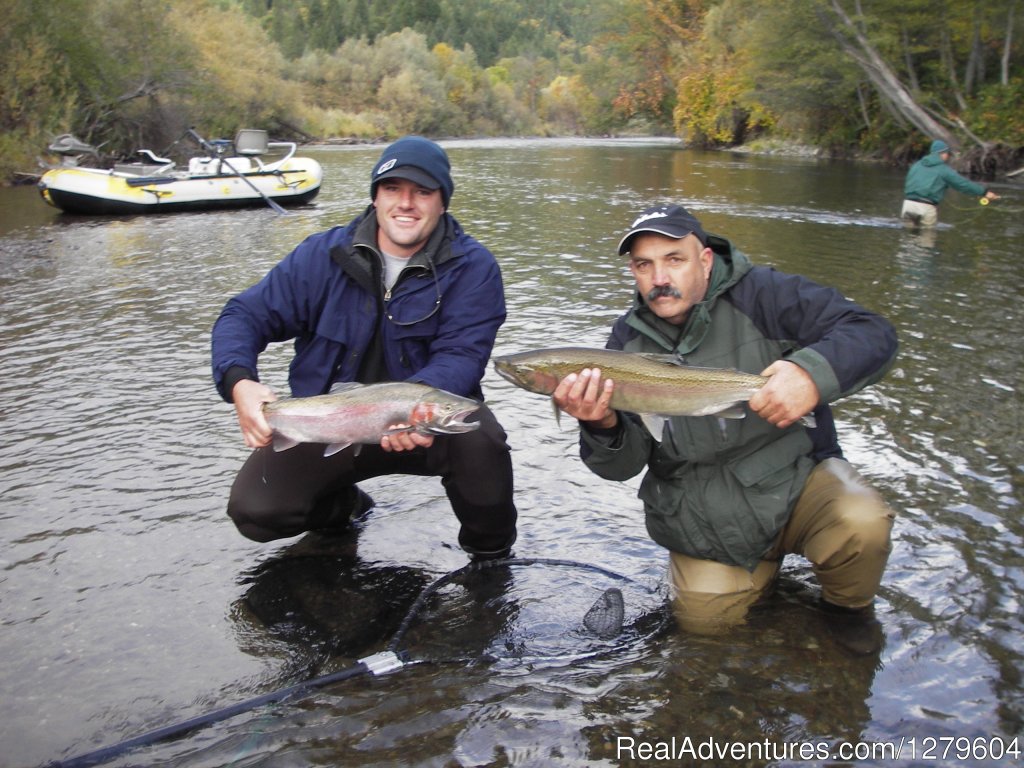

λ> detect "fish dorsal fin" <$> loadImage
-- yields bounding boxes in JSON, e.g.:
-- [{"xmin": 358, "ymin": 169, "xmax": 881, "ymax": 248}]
[
  {"xmin": 715, "ymin": 405, "xmax": 747, "ymax": 420},
  {"xmin": 636, "ymin": 353, "xmax": 752, "ymax": 378},
  {"xmin": 636, "ymin": 352, "xmax": 683, "ymax": 366},
  {"xmin": 328, "ymin": 381, "xmax": 364, "ymax": 394}
]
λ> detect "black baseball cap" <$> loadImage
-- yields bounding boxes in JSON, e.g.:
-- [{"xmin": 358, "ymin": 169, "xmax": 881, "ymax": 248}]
[{"xmin": 617, "ymin": 204, "xmax": 709, "ymax": 255}]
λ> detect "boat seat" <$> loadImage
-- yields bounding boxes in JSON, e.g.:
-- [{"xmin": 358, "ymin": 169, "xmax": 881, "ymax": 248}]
[
  {"xmin": 235, "ymin": 130, "xmax": 269, "ymax": 156},
  {"xmin": 189, "ymin": 156, "xmax": 253, "ymax": 175},
  {"xmin": 137, "ymin": 149, "xmax": 173, "ymax": 164},
  {"xmin": 48, "ymin": 134, "xmax": 98, "ymax": 156},
  {"xmin": 135, "ymin": 149, "xmax": 175, "ymax": 173}
]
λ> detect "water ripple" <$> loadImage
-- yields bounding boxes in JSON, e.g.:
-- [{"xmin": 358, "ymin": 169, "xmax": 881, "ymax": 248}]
[{"xmin": 1, "ymin": 141, "xmax": 1021, "ymax": 767}]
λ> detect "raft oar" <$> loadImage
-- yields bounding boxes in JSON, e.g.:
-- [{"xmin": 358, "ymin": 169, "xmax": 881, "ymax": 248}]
[{"xmin": 186, "ymin": 127, "xmax": 289, "ymax": 215}]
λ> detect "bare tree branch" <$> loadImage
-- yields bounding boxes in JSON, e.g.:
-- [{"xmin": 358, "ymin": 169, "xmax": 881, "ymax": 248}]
[
  {"xmin": 919, "ymin": 102, "xmax": 989, "ymax": 150},
  {"xmin": 900, "ymin": 25, "xmax": 920, "ymax": 94},
  {"xmin": 819, "ymin": 0, "xmax": 957, "ymax": 147},
  {"xmin": 1002, "ymin": 0, "xmax": 1018, "ymax": 85},
  {"xmin": 940, "ymin": 29, "xmax": 968, "ymax": 112},
  {"xmin": 114, "ymin": 79, "xmax": 163, "ymax": 105}
]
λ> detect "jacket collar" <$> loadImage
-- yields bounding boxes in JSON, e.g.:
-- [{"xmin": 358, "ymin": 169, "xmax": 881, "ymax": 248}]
[
  {"xmin": 331, "ymin": 205, "xmax": 459, "ymax": 291},
  {"xmin": 351, "ymin": 205, "xmax": 457, "ymax": 269}
]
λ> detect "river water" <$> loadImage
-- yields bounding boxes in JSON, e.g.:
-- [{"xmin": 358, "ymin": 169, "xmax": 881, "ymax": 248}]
[{"xmin": 1, "ymin": 139, "xmax": 1021, "ymax": 767}]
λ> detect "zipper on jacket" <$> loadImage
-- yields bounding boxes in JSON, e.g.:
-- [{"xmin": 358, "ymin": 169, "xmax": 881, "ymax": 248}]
[{"xmin": 383, "ymin": 264, "xmax": 430, "ymax": 305}]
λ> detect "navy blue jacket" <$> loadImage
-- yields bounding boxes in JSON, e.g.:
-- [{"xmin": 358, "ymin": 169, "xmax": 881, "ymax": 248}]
[{"xmin": 211, "ymin": 206, "xmax": 506, "ymax": 401}]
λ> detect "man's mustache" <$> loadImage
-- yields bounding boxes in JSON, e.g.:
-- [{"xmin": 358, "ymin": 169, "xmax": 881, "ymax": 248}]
[{"xmin": 646, "ymin": 285, "xmax": 683, "ymax": 302}]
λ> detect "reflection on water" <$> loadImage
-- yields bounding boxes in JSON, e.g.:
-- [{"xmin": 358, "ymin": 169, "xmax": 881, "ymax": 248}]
[
  {"xmin": 0, "ymin": 139, "xmax": 1021, "ymax": 767},
  {"xmin": 233, "ymin": 532, "xmax": 430, "ymax": 670}
]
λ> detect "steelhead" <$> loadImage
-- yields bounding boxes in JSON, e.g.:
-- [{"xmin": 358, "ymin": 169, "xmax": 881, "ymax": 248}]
[
  {"xmin": 493, "ymin": 346, "xmax": 815, "ymax": 435},
  {"xmin": 263, "ymin": 382, "xmax": 481, "ymax": 456}
]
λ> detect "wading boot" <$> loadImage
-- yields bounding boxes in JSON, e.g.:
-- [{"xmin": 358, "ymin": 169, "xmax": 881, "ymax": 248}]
[
  {"xmin": 310, "ymin": 485, "xmax": 375, "ymax": 535},
  {"xmin": 461, "ymin": 531, "xmax": 517, "ymax": 562},
  {"xmin": 820, "ymin": 599, "xmax": 883, "ymax": 657}
]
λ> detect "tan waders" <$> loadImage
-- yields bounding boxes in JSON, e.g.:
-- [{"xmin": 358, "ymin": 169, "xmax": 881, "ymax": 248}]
[{"xmin": 668, "ymin": 458, "xmax": 895, "ymax": 646}]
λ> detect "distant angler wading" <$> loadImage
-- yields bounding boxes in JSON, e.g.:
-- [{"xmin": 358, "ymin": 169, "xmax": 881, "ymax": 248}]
[{"xmin": 900, "ymin": 139, "xmax": 999, "ymax": 227}]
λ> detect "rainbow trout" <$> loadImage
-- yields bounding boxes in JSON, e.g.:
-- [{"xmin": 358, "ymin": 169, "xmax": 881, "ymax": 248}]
[
  {"xmin": 493, "ymin": 346, "xmax": 815, "ymax": 435},
  {"xmin": 263, "ymin": 382, "xmax": 481, "ymax": 456}
]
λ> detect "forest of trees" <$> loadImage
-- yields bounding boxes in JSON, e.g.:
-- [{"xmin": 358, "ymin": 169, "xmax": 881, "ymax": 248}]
[{"xmin": 2, "ymin": 0, "xmax": 1021, "ymax": 181}]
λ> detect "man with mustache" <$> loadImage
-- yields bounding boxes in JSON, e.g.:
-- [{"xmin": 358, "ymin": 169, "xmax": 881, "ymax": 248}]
[{"xmin": 552, "ymin": 204, "xmax": 898, "ymax": 654}]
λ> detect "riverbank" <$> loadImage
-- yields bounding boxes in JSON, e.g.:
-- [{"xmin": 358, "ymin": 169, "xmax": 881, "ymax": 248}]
[
  {"xmin": 4, "ymin": 140, "xmax": 1021, "ymax": 768},
  {"xmin": 731, "ymin": 136, "xmax": 1024, "ymax": 179},
  {"xmin": 11, "ymin": 133, "xmax": 1023, "ymax": 187}
]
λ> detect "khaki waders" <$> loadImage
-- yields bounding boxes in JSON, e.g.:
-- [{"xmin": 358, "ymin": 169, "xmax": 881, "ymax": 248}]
[{"xmin": 668, "ymin": 458, "xmax": 895, "ymax": 635}]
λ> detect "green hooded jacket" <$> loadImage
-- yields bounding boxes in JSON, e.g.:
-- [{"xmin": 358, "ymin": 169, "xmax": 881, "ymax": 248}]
[
  {"xmin": 903, "ymin": 153, "xmax": 986, "ymax": 205},
  {"xmin": 580, "ymin": 237, "xmax": 897, "ymax": 570}
]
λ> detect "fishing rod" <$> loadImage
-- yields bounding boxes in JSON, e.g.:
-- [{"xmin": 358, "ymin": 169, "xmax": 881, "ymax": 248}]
[
  {"xmin": 947, "ymin": 197, "xmax": 1024, "ymax": 214},
  {"xmin": 48, "ymin": 557, "xmax": 666, "ymax": 768},
  {"xmin": 977, "ymin": 197, "xmax": 1024, "ymax": 213}
]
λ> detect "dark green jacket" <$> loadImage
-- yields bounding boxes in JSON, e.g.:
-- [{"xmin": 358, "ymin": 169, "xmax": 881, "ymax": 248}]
[
  {"xmin": 580, "ymin": 237, "xmax": 897, "ymax": 570},
  {"xmin": 904, "ymin": 153, "xmax": 986, "ymax": 205}
]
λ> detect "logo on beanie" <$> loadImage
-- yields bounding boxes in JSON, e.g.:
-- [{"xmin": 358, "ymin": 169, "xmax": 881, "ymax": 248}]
[{"xmin": 377, "ymin": 159, "xmax": 397, "ymax": 175}]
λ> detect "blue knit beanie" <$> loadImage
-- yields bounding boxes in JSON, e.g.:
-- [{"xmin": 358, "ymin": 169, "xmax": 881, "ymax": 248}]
[
  {"xmin": 929, "ymin": 139, "xmax": 952, "ymax": 155},
  {"xmin": 370, "ymin": 136, "xmax": 454, "ymax": 207}
]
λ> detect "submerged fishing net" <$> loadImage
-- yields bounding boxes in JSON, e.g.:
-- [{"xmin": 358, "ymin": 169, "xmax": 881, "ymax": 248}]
[
  {"xmin": 584, "ymin": 587, "xmax": 626, "ymax": 639},
  {"xmin": 389, "ymin": 558, "xmax": 668, "ymax": 667},
  {"xmin": 232, "ymin": 551, "xmax": 667, "ymax": 674},
  {"xmin": 53, "ymin": 557, "xmax": 668, "ymax": 768}
]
